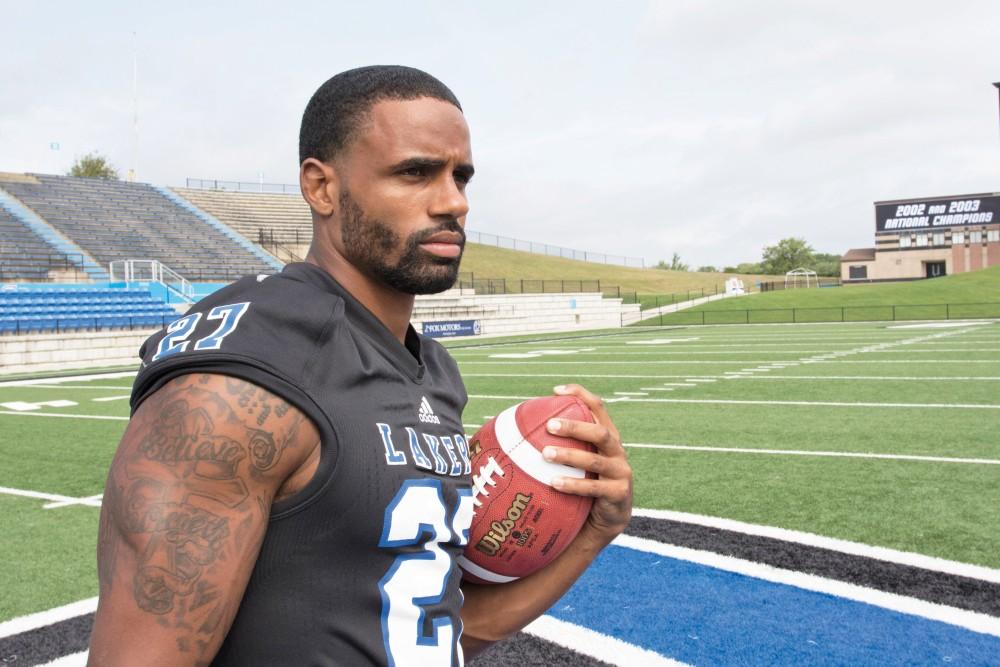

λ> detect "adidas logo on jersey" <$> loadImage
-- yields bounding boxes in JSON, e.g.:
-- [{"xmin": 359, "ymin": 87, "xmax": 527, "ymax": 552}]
[{"xmin": 418, "ymin": 396, "xmax": 441, "ymax": 424}]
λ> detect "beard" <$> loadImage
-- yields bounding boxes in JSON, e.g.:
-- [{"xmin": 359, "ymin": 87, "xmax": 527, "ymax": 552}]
[{"xmin": 338, "ymin": 190, "xmax": 465, "ymax": 295}]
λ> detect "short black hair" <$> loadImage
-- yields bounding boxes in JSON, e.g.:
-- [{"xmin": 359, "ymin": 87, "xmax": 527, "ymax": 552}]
[{"xmin": 298, "ymin": 65, "xmax": 462, "ymax": 165}]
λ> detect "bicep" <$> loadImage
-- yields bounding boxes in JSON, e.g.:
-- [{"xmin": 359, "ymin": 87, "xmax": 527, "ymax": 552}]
[{"xmin": 89, "ymin": 373, "xmax": 318, "ymax": 666}]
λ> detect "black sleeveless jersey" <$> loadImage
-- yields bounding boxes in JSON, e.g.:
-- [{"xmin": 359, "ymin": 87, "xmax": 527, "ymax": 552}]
[{"xmin": 131, "ymin": 262, "xmax": 474, "ymax": 667}]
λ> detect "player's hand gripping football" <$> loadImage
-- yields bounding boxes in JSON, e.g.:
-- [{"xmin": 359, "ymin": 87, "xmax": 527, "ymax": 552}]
[{"xmin": 542, "ymin": 384, "xmax": 633, "ymax": 543}]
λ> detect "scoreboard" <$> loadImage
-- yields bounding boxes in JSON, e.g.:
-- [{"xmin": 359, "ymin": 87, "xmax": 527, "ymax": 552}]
[{"xmin": 876, "ymin": 193, "xmax": 999, "ymax": 232}]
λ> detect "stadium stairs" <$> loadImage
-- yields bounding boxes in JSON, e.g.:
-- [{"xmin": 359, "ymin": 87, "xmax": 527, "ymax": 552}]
[
  {"xmin": 154, "ymin": 186, "xmax": 283, "ymax": 272},
  {"xmin": 0, "ymin": 178, "xmax": 107, "ymax": 281},
  {"xmin": 170, "ymin": 187, "xmax": 312, "ymax": 262}
]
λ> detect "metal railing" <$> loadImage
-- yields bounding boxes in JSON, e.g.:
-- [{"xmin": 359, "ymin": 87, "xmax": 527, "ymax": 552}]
[
  {"xmin": 185, "ymin": 178, "xmax": 300, "ymax": 194},
  {"xmin": 758, "ymin": 278, "xmax": 842, "ymax": 291},
  {"xmin": 109, "ymin": 259, "xmax": 195, "ymax": 302},
  {"xmin": 454, "ymin": 272, "xmax": 638, "ymax": 304},
  {"xmin": 464, "ymin": 230, "xmax": 644, "ymax": 268},
  {"xmin": 637, "ymin": 301, "xmax": 1000, "ymax": 326}
]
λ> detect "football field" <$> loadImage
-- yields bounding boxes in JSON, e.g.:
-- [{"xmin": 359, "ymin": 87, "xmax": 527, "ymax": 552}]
[{"xmin": 2, "ymin": 320, "xmax": 1000, "ymax": 665}]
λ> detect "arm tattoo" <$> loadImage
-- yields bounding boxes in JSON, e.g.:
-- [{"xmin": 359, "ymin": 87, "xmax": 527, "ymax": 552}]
[{"xmin": 102, "ymin": 374, "xmax": 307, "ymax": 657}]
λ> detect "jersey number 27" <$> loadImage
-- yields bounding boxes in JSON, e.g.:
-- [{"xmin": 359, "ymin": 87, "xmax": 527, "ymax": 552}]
[{"xmin": 379, "ymin": 480, "xmax": 474, "ymax": 667}]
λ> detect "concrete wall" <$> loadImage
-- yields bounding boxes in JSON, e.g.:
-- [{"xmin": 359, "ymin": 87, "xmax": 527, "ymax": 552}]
[
  {"xmin": 0, "ymin": 329, "xmax": 152, "ymax": 376},
  {"xmin": 0, "ymin": 291, "xmax": 641, "ymax": 374}
]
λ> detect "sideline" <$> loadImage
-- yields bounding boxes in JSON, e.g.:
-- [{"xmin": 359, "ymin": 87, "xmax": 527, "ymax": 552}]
[
  {"xmin": 631, "ymin": 508, "xmax": 1000, "ymax": 584},
  {"xmin": 613, "ymin": 533, "xmax": 1000, "ymax": 638}
]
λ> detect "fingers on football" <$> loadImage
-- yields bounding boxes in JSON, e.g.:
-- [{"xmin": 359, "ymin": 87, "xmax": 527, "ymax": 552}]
[
  {"xmin": 543, "ymin": 445, "xmax": 627, "ymax": 479},
  {"xmin": 552, "ymin": 470, "xmax": 632, "ymax": 501},
  {"xmin": 554, "ymin": 383, "xmax": 620, "ymax": 439},
  {"xmin": 546, "ymin": 416, "xmax": 622, "ymax": 456}
]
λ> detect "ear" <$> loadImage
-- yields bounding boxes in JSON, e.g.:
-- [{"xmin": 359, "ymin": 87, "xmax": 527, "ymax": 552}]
[{"xmin": 300, "ymin": 158, "xmax": 339, "ymax": 217}]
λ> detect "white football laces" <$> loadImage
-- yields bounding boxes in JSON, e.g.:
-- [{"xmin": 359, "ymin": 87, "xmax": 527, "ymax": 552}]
[{"xmin": 470, "ymin": 456, "xmax": 505, "ymax": 509}]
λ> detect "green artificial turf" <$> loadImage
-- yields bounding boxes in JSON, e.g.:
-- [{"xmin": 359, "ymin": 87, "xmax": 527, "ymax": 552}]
[{"xmin": 2, "ymin": 321, "xmax": 999, "ymax": 623}]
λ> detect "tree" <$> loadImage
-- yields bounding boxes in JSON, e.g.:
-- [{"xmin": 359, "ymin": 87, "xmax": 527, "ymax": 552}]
[
  {"xmin": 697, "ymin": 265, "xmax": 718, "ymax": 273},
  {"xmin": 724, "ymin": 262, "xmax": 763, "ymax": 274},
  {"xmin": 760, "ymin": 237, "xmax": 813, "ymax": 275},
  {"xmin": 810, "ymin": 252, "xmax": 841, "ymax": 277},
  {"xmin": 654, "ymin": 252, "xmax": 689, "ymax": 272},
  {"xmin": 68, "ymin": 152, "xmax": 119, "ymax": 180}
]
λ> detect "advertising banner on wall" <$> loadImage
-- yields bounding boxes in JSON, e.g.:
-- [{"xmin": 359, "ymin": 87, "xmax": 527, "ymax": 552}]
[
  {"xmin": 876, "ymin": 194, "xmax": 999, "ymax": 232},
  {"xmin": 421, "ymin": 320, "xmax": 481, "ymax": 338}
]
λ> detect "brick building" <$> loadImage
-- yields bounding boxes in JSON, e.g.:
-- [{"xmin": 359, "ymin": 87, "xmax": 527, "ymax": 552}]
[{"xmin": 842, "ymin": 192, "xmax": 1000, "ymax": 282}]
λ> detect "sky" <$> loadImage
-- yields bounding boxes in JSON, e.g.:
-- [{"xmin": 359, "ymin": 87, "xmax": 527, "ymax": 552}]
[{"xmin": 2, "ymin": 0, "xmax": 999, "ymax": 268}]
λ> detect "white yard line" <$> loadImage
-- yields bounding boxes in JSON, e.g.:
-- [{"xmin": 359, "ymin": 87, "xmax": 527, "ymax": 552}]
[
  {"xmin": 0, "ymin": 411, "xmax": 129, "ymax": 421},
  {"xmin": 91, "ymin": 395, "xmax": 131, "ymax": 402},
  {"xmin": 614, "ymin": 534, "xmax": 1000, "ymax": 638},
  {"xmin": 460, "ymin": 359, "xmax": 1000, "ymax": 364},
  {"xmin": 524, "ymin": 615, "xmax": 688, "ymax": 667},
  {"xmin": 725, "ymin": 375, "xmax": 1000, "ymax": 381},
  {"xmin": 44, "ymin": 494, "xmax": 105, "ymax": 509},
  {"xmin": 612, "ymin": 398, "xmax": 1000, "ymax": 409},
  {"xmin": 0, "ymin": 486, "xmax": 103, "ymax": 508},
  {"xmin": 23, "ymin": 384, "xmax": 135, "ymax": 390},
  {"xmin": 468, "ymin": 394, "xmax": 1000, "ymax": 409},
  {"xmin": 631, "ymin": 508, "xmax": 1000, "ymax": 584},
  {"xmin": 39, "ymin": 652, "xmax": 87, "ymax": 667},
  {"xmin": 461, "ymin": 372, "xmax": 1000, "ymax": 380},
  {"xmin": 0, "ymin": 371, "xmax": 137, "ymax": 387},
  {"xmin": 624, "ymin": 443, "xmax": 1000, "ymax": 465},
  {"xmin": 0, "ymin": 597, "xmax": 98, "ymax": 639},
  {"xmin": 461, "ymin": 373, "xmax": 734, "ymax": 379}
]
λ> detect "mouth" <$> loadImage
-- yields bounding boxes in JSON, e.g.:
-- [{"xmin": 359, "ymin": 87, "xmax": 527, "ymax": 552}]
[{"xmin": 419, "ymin": 231, "xmax": 465, "ymax": 259}]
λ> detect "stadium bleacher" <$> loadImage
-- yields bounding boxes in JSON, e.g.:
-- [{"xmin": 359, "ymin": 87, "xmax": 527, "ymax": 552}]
[
  {"xmin": 171, "ymin": 187, "xmax": 311, "ymax": 250},
  {"xmin": 0, "ymin": 285, "xmax": 178, "ymax": 334},
  {"xmin": 0, "ymin": 206, "xmax": 62, "ymax": 281},
  {"xmin": 0, "ymin": 174, "xmax": 275, "ymax": 281}
]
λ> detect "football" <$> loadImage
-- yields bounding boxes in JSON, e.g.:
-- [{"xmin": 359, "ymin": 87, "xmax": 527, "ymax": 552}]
[{"xmin": 458, "ymin": 394, "xmax": 597, "ymax": 585}]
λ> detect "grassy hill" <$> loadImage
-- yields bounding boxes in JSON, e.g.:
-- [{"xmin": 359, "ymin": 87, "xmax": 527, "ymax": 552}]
[
  {"xmin": 647, "ymin": 265, "xmax": 1000, "ymax": 325},
  {"xmin": 460, "ymin": 242, "xmax": 771, "ymax": 298}
]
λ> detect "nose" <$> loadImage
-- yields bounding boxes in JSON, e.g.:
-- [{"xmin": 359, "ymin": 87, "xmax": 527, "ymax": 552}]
[{"xmin": 430, "ymin": 174, "xmax": 469, "ymax": 221}]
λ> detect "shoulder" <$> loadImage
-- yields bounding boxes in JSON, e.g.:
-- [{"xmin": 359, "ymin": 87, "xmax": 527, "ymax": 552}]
[
  {"xmin": 134, "ymin": 271, "xmax": 345, "ymax": 397},
  {"xmin": 128, "ymin": 372, "xmax": 320, "ymax": 482}
]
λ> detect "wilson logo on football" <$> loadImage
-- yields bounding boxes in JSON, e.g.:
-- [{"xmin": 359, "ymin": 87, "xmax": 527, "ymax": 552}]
[
  {"xmin": 475, "ymin": 492, "xmax": 532, "ymax": 556},
  {"xmin": 418, "ymin": 396, "xmax": 440, "ymax": 424}
]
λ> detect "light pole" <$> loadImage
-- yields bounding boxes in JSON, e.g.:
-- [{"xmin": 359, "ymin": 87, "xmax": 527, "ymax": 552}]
[{"xmin": 994, "ymin": 82, "xmax": 1000, "ymax": 141}]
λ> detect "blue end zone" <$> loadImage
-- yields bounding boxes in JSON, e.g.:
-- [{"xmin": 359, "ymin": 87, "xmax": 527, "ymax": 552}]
[{"xmin": 549, "ymin": 545, "xmax": 1000, "ymax": 666}]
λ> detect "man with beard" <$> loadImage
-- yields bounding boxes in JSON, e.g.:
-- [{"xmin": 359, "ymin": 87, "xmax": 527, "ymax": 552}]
[{"xmin": 88, "ymin": 66, "xmax": 632, "ymax": 667}]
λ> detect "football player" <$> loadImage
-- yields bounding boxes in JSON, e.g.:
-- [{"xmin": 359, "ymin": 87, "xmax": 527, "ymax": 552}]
[{"xmin": 88, "ymin": 65, "xmax": 633, "ymax": 666}]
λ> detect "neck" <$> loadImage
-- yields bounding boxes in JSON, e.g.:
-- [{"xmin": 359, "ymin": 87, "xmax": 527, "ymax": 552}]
[{"xmin": 304, "ymin": 246, "xmax": 415, "ymax": 343}]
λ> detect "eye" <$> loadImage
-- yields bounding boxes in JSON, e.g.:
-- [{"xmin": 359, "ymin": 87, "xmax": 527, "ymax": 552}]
[{"xmin": 400, "ymin": 166, "xmax": 425, "ymax": 178}]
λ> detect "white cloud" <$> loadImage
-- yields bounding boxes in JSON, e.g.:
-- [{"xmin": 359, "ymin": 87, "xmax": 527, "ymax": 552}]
[{"xmin": 1, "ymin": 1, "xmax": 998, "ymax": 268}]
